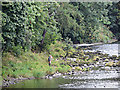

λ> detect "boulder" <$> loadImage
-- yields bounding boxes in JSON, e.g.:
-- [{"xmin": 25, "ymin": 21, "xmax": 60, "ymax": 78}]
[
  {"xmin": 45, "ymin": 75, "xmax": 49, "ymax": 79},
  {"xmin": 101, "ymin": 67, "xmax": 105, "ymax": 70},
  {"xmin": 75, "ymin": 66, "xmax": 82, "ymax": 71},
  {"xmin": 62, "ymin": 76, "xmax": 67, "ymax": 79},
  {"xmin": 84, "ymin": 64, "xmax": 87, "ymax": 67},
  {"xmin": 92, "ymin": 56, "xmax": 99, "ymax": 61},
  {"xmin": 72, "ymin": 67, "xmax": 75, "ymax": 70},
  {"xmin": 104, "ymin": 66, "xmax": 111, "ymax": 70},
  {"xmin": 105, "ymin": 62, "xmax": 114, "ymax": 67},
  {"xmin": 96, "ymin": 62, "xmax": 99, "ymax": 65},
  {"xmin": 49, "ymin": 76, "xmax": 53, "ymax": 79},
  {"xmin": 52, "ymin": 73, "xmax": 62, "ymax": 78},
  {"xmin": 103, "ymin": 54, "xmax": 109, "ymax": 57},
  {"xmin": 110, "ymin": 55, "xmax": 117, "ymax": 59},
  {"xmin": 104, "ymin": 59, "xmax": 109, "ymax": 62},
  {"xmin": 89, "ymin": 65, "xmax": 94, "ymax": 68},
  {"xmin": 67, "ymin": 58, "xmax": 76, "ymax": 61}
]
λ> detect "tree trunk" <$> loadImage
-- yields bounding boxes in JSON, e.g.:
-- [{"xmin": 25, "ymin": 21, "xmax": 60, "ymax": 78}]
[
  {"xmin": 40, "ymin": 30, "xmax": 47, "ymax": 52},
  {"xmin": 41, "ymin": 30, "xmax": 47, "ymax": 45}
]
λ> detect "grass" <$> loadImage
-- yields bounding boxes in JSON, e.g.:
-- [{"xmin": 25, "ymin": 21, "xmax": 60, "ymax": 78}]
[
  {"xmin": 2, "ymin": 41, "xmax": 72, "ymax": 79},
  {"xmin": 0, "ymin": 76, "xmax": 2, "ymax": 86}
]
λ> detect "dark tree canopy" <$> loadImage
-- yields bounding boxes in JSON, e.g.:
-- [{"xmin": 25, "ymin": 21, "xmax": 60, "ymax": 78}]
[{"xmin": 1, "ymin": 2, "xmax": 119, "ymax": 55}]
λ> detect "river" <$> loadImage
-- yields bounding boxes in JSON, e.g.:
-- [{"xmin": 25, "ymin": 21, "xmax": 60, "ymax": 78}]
[
  {"xmin": 6, "ymin": 42, "xmax": 120, "ymax": 89},
  {"xmin": 84, "ymin": 42, "xmax": 120, "ymax": 56}
]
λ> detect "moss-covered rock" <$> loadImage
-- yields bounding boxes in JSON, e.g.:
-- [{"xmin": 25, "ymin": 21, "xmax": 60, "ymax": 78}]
[
  {"xmin": 113, "ymin": 63, "xmax": 117, "ymax": 67},
  {"xmin": 71, "ymin": 61, "xmax": 77, "ymax": 65},
  {"xmin": 92, "ymin": 56, "xmax": 99, "ymax": 61},
  {"xmin": 116, "ymin": 61, "xmax": 120, "ymax": 66},
  {"xmin": 82, "ymin": 67, "xmax": 87, "ymax": 71},
  {"xmin": 105, "ymin": 62, "xmax": 114, "ymax": 67},
  {"xmin": 66, "ymin": 61, "xmax": 71, "ymax": 65},
  {"xmin": 118, "ymin": 56, "xmax": 120, "ymax": 59},
  {"xmin": 79, "ymin": 50, "xmax": 85, "ymax": 56},
  {"xmin": 66, "ymin": 58, "xmax": 71, "ymax": 61},
  {"xmin": 103, "ymin": 54, "xmax": 109, "ymax": 57},
  {"xmin": 75, "ymin": 66, "xmax": 82, "ymax": 71},
  {"xmin": 67, "ymin": 51, "xmax": 73, "ymax": 57},
  {"xmin": 104, "ymin": 59, "xmax": 109, "ymax": 62},
  {"xmin": 110, "ymin": 55, "xmax": 117, "ymax": 59},
  {"xmin": 84, "ymin": 55, "xmax": 89, "ymax": 60},
  {"xmin": 76, "ymin": 58, "xmax": 80, "ymax": 62}
]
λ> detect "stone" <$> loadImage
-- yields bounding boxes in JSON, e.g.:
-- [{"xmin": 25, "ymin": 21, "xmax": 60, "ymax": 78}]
[
  {"xmin": 45, "ymin": 75, "xmax": 49, "ymax": 79},
  {"xmin": 103, "ymin": 62, "xmax": 106, "ymax": 65},
  {"xmin": 104, "ymin": 59, "xmax": 109, "ymax": 62},
  {"xmin": 72, "ymin": 71, "xmax": 75, "ymax": 74},
  {"xmin": 104, "ymin": 66, "xmax": 111, "ymax": 70},
  {"xmin": 68, "ymin": 72, "xmax": 72, "ymax": 75},
  {"xmin": 49, "ymin": 76, "xmax": 53, "ymax": 79},
  {"xmin": 94, "ymin": 64, "xmax": 99, "ymax": 68},
  {"xmin": 112, "ymin": 55, "xmax": 117, "ymax": 58},
  {"xmin": 72, "ymin": 67, "xmax": 75, "ymax": 70},
  {"xmin": 84, "ymin": 64, "xmax": 87, "ymax": 67},
  {"xmin": 55, "ymin": 73, "xmax": 62, "ymax": 77},
  {"xmin": 101, "ymin": 67, "xmax": 105, "ymax": 69},
  {"xmin": 98, "ymin": 64, "xmax": 104, "ymax": 67},
  {"xmin": 62, "ymin": 76, "xmax": 67, "ymax": 79},
  {"xmin": 75, "ymin": 66, "xmax": 82, "ymax": 71},
  {"xmin": 110, "ymin": 55, "xmax": 117, "ymax": 59},
  {"xmin": 89, "ymin": 65, "xmax": 94, "ymax": 68},
  {"xmin": 105, "ymin": 62, "xmax": 114, "ymax": 67},
  {"xmin": 92, "ymin": 56, "xmax": 99, "ymax": 61},
  {"xmin": 96, "ymin": 62, "xmax": 99, "ymax": 65}
]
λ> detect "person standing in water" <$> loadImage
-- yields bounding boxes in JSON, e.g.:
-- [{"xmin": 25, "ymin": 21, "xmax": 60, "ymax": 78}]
[{"xmin": 48, "ymin": 55, "xmax": 53, "ymax": 66}]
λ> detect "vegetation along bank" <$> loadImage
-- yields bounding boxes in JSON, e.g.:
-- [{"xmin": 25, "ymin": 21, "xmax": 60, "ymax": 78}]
[{"xmin": 1, "ymin": 2, "xmax": 120, "ymax": 87}]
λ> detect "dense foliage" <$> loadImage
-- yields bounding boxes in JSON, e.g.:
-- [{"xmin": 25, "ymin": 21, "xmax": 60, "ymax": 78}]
[
  {"xmin": 56, "ymin": 2, "xmax": 115, "ymax": 43},
  {"xmin": 1, "ymin": 2, "xmax": 120, "ymax": 55},
  {"xmin": 2, "ymin": 2, "xmax": 60, "ymax": 55},
  {"xmin": 108, "ymin": 2, "xmax": 120, "ymax": 39}
]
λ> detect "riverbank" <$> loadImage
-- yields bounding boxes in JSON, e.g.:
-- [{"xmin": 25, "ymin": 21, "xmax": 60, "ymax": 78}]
[
  {"xmin": 2, "ymin": 41, "xmax": 72, "ymax": 87},
  {"xmin": 2, "ymin": 41, "xmax": 120, "ymax": 87}
]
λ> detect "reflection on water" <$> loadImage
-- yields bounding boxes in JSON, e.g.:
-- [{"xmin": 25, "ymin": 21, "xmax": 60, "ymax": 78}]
[{"xmin": 8, "ymin": 77, "xmax": 72, "ymax": 88}]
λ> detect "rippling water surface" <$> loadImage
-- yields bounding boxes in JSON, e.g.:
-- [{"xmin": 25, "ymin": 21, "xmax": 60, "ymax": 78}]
[
  {"xmin": 59, "ymin": 69, "xmax": 120, "ymax": 88},
  {"xmin": 85, "ymin": 44, "xmax": 119, "ymax": 56}
]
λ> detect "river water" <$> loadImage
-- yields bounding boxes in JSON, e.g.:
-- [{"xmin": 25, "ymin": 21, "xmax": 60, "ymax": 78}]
[
  {"xmin": 85, "ymin": 42, "xmax": 120, "ymax": 56},
  {"xmin": 7, "ymin": 42, "xmax": 120, "ymax": 89}
]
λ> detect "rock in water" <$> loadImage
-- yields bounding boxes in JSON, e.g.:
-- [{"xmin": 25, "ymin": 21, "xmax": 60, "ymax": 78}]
[
  {"xmin": 105, "ymin": 66, "xmax": 111, "ymax": 70},
  {"xmin": 49, "ymin": 76, "xmax": 53, "ymax": 79}
]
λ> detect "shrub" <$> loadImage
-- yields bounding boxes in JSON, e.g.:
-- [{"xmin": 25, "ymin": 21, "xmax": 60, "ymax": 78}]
[
  {"xmin": 46, "ymin": 67, "xmax": 56, "ymax": 75},
  {"xmin": 12, "ymin": 45, "xmax": 24, "ymax": 56},
  {"xmin": 58, "ymin": 66, "xmax": 70, "ymax": 73},
  {"xmin": 33, "ymin": 70, "xmax": 46, "ymax": 78}
]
